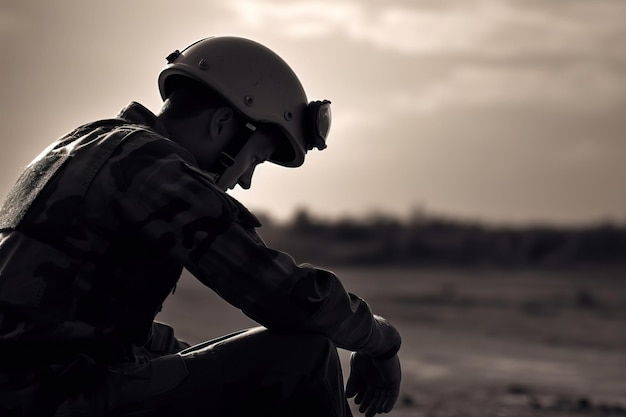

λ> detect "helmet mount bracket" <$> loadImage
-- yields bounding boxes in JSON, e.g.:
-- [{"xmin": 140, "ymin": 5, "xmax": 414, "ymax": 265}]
[{"xmin": 305, "ymin": 100, "xmax": 331, "ymax": 151}]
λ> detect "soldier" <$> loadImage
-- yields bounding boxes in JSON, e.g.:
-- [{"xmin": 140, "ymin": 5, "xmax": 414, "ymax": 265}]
[{"xmin": 0, "ymin": 36, "xmax": 401, "ymax": 417}]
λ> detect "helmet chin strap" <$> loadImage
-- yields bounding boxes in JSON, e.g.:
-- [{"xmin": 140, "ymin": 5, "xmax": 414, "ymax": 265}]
[{"xmin": 211, "ymin": 122, "xmax": 257, "ymax": 187}]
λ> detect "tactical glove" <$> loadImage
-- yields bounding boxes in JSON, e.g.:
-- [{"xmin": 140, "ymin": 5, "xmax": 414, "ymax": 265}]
[{"xmin": 345, "ymin": 351, "xmax": 401, "ymax": 417}]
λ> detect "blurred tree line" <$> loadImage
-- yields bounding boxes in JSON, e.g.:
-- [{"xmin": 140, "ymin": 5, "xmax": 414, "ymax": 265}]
[{"xmin": 256, "ymin": 208, "xmax": 626, "ymax": 268}]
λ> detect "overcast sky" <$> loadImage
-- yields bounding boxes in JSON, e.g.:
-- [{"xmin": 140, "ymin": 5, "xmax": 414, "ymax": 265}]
[{"xmin": 1, "ymin": 0, "xmax": 625, "ymax": 226}]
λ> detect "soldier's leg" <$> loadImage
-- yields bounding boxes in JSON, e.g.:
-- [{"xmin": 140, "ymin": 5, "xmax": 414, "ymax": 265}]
[
  {"xmin": 184, "ymin": 326, "xmax": 350, "ymax": 417},
  {"xmin": 112, "ymin": 326, "xmax": 351, "ymax": 417}
]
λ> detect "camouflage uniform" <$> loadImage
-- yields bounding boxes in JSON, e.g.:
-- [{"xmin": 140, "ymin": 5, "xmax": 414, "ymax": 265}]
[{"xmin": 0, "ymin": 102, "xmax": 399, "ymax": 416}]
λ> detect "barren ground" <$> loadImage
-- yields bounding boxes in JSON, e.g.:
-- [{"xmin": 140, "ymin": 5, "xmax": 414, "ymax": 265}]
[{"xmin": 157, "ymin": 266, "xmax": 626, "ymax": 417}]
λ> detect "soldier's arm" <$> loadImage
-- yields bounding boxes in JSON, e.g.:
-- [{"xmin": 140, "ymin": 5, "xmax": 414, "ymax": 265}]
[{"xmin": 106, "ymin": 135, "xmax": 400, "ymax": 357}]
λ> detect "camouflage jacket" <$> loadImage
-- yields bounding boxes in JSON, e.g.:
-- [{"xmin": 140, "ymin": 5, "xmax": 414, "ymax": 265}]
[{"xmin": 0, "ymin": 102, "xmax": 398, "ymax": 369}]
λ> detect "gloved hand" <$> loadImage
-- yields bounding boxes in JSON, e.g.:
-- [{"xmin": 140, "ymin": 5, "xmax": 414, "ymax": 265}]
[{"xmin": 346, "ymin": 351, "xmax": 401, "ymax": 417}]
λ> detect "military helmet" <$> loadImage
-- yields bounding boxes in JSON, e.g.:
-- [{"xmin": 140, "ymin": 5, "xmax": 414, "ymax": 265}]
[{"xmin": 158, "ymin": 36, "xmax": 330, "ymax": 167}]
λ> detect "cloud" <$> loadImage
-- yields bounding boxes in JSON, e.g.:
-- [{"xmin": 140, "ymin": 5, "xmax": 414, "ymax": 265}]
[
  {"xmin": 225, "ymin": 0, "xmax": 491, "ymax": 53},
  {"xmin": 225, "ymin": 1, "xmax": 357, "ymax": 37},
  {"xmin": 482, "ymin": 1, "xmax": 626, "ymax": 59},
  {"xmin": 225, "ymin": 0, "xmax": 626, "ymax": 59},
  {"xmin": 384, "ymin": 62, "xmax": 626, "ymax": 116}
]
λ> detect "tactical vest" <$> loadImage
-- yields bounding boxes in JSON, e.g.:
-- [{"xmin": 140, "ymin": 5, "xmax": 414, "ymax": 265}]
[{"xmin": 0, "ymin": 119, "xmax": 184, "ymax": 364}]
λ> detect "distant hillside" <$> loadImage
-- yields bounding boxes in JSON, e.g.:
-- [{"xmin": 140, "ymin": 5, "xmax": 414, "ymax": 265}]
[{"xmin": 255, "ymin": 209, "xmax": 626, "ymax": 268}]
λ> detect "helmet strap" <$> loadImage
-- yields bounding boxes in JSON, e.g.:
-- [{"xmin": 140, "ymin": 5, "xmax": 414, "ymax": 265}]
[{"xmin": 211, "ymin": 122, "xmax": 257, "ymax": 179}]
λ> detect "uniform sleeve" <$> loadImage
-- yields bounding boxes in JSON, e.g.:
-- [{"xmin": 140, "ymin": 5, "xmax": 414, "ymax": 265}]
[{"xmin": 109, "ymin": 136, "xmax": 400, "ymax": 356}]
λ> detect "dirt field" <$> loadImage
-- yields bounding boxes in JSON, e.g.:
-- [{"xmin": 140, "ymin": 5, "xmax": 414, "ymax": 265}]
[{"xmin": 157, "ymin": 266, "xmax": 626, "ymax": 417}]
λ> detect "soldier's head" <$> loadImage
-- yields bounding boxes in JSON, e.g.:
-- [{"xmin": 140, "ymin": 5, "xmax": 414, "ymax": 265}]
[{"xmin": 157, "ymin": 36, "xmax": 331, "ymax": 191}]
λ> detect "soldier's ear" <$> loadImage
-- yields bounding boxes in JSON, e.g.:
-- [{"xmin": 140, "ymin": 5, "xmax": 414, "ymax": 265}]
[{"xmin": 209, "ymin": 106, "xmax": 236, "ymax": 139}]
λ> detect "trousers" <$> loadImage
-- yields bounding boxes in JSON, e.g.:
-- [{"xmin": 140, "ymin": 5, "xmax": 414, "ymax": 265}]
[{"xmin": 55, "ymin": 326, "xmax": 351, "ymax": 417}]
